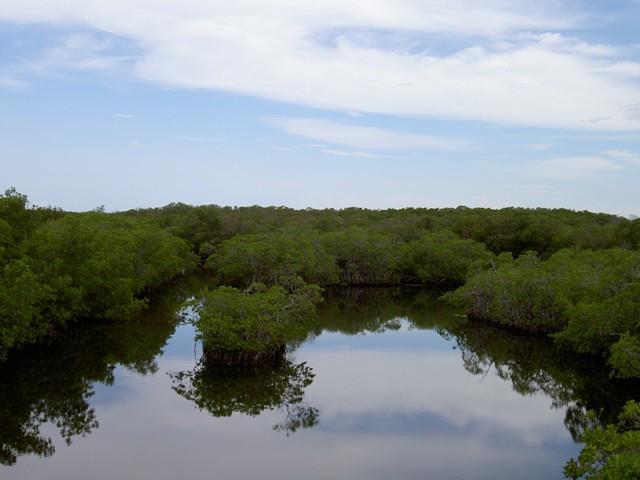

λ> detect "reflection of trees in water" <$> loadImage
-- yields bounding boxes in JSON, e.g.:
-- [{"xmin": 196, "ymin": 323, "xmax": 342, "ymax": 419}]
[
  {"xmin": 438, "ymin": 320, "xmax": 640, "ymax": 440},
  {"xmin": 315, "ymin": 287, "xmax": 458, "ymax": 335},
  {"xmin": 0, "ymin": 339, "xmax": 99, "ymax": 466},
  {"xmin": 315, "ymin": 287, "xmax": 639, "ymax": 442},
  {"xmin": 3, "ymin": 283, "xmax": 638, "ymax": 466},
  {"xmin": 0, "ymin": 277, "xmax": 196, "ymax": 466},
  {"xmin": 170, "ymin": 359, "xmax": 319, "ymax": 435}
]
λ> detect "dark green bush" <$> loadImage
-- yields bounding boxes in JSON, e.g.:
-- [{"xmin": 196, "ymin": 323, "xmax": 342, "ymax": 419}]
[
  {"xmin": 564, "ymin": 400, "xmax": 640, "ymax": 479},
  {"xmin": 399, "ymin": 230, "xmax": 492, "ymax": 285},
  {"xmin": 192, "ymin": 277, "xmax": 322, "ymax": 357},
  {"xmin": 205, "ymin": 231, "xmax": 338, "ymax": 286}
]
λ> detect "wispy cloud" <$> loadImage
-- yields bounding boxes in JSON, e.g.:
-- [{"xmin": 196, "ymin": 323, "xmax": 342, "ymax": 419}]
[
  {"xmin": 112, "ymin": 113, "xmax": 134, "ymax": 119},
  {"xmin": 25, "ymin": 33, "xmax": 134, "ymax": 74},
  {"xmin": 538, "ymin": 156, "xmax": 623, "ymax": 180},
  {"xmin": 603, "ymin": 149, "xmax": 640, "ymax": 165},
  {"xmin": 268, "ymin": 118, "xmax": 466, "ymax": 150},
  {"xmin": 0, "ymin": 73, "xmax": 28, "ymax": 89}
]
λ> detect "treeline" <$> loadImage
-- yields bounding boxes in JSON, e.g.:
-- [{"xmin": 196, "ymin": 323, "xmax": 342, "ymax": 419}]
[
  {"xmin": 129, "ymin": 204, "xmax": 638, "ymax": 288},
  {"xmin": 127, "ymin": 201, "xmax": 639, "ymax": 258},
  {"xmin": 3, "ymin": 188, "xmax": 640, "ymax": 372},
  {"xmin": 124, "ymin": 199, "xmax": 640, "ymax": 382}
]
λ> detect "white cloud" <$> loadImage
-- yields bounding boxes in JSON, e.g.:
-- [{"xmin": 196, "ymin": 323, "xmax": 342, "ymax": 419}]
[
  {"xmin": 269, "ymin": 118, "xmax": 465, "ymax": 150},
  {"xmin": 1, "ymin": 1, "xmax": 640, "ymax": 129},
  {"xmin": 112, "ymin": 113, "xmax": 134, "ymax": 119},
  {"xmin": 25, "ymin": 33, "xmax": 133, "ymax": 74},
  {"xmin": 530, "ymin": 32, "xmax": 622, "ymax": 57}
]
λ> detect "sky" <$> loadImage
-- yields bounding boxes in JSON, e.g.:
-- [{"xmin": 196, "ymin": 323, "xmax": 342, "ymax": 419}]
[{"xmin": 0, "ymin": 1, "xmax": 639, "ymax": 215}]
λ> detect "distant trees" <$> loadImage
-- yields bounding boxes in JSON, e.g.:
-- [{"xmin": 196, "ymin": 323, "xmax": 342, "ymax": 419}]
[
  {"xmin": 399, "ymin": 230, "xmax": 492, "ymax": 285},
  {"xmin": 205, "ymin": 232, "xmax": 339, "ymax": 286},
  {"xmin": 204, "ymin": 228, "xmax": 492, "ymax": 288},
  {"xmin": 319, "ymin": 228, "xmax": 400, "ymax": 285},
  {"xmin": 124, "ymin": 202, "xmax": 223, "ymax": 256}
]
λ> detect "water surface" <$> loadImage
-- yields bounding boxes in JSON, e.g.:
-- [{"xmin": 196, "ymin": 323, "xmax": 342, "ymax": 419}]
[{"xmin": 1, "ymin": 284, "xmax": 635, "ymax": 479}]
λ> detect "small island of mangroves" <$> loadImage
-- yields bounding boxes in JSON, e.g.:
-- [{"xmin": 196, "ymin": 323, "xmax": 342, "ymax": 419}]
[{"xmin": 1, "ymin": 188, "xmax": 639, "ymax": 479}]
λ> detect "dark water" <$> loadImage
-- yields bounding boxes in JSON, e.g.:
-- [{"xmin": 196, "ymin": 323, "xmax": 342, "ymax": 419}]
[{"xmin": 1, "ymin": 282, "xmax": 636, "ymax": 479}]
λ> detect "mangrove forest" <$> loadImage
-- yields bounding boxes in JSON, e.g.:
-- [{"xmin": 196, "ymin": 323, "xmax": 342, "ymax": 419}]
[{"xmin": 1, "ymin": 187, "xmax": 639, "ymax": 479}]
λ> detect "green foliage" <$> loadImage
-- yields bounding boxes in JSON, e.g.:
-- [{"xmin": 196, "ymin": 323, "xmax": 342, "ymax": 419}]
[
  {"xmin": 3, "ymin": 187, "xmax": 640, "ymax": 378},
  {"xmin": 399, "ymin": 230, "xmax": 492, "ymax": 285},
  {"xmin": 445, "ymin": 252, "xmax": 568, "ymax": 333},
  {"xmin": 447, "ymin": 248, "xmax": 640, "ymax": 331},
  {"xmin": 0, "ymin": 188, "xmax": 30, "ymax": 242},
  {"xmin": 193, "ymin": 277, "xmax": 323, "ymax": 355},
  {"xmin": 25, "ymin": 214, "xmax": 198, "ymax": 323},
  {"xmin": 124, "ymin": 202, "xmax": 222, "ymax": 254},
  {"xmin": 0, "ymin": 260, "xmax": 48, "ymax": 360},
  {"xmin": 617, "ymin": 218, "xmax": 640, "ymax": 250},
  {"xmin": 564, "ymin": 401, "xmax": 640, "ymax": 479},
  {"xmin": 320, "ymin": 227, "xmax": 400, "ymax": 285},
  {"xmin": 609, "ymin": 335, "xmax": 640, "ymax": 379},
  {"xmin": 435, "ymin": 207, "xmax": 622, "ymax": 256},
  {"xmin": 0, "ymin": 219, "xmax": 13, "ymax": 264},
  {"xmin": 206, "ymin": 231, "xmax": 338, "ymax": 286},
  {"xmin": 555, "ymin": 280, "xmax": 640, "ymax": 357},
  {"xmin": 447, "ymin": 248, "xmax": 640, "ymax": 376},
  {"xmin": 0, "ymin": 190, "xmax": 198, "ymax": 358},
  {"xmin": 0, "ymin": 187, "xmax": 63, "ymax": 243}
]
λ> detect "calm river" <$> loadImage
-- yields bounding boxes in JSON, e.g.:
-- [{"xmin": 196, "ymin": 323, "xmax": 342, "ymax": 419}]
[{"xmin": 1, "ymin": 282, "xmax": 635, "ymax": 479}]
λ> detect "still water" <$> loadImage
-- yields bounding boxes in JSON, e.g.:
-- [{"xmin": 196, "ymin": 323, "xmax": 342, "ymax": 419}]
[{"xmin": 1, "ymin": 283, "xmax": 635, "ymax": 479}]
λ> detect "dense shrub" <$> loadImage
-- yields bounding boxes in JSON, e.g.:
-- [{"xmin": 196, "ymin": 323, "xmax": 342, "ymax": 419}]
[
  {"xmin": 0, "ymin": 189, "xmax": 197, "ymax": 358},
  {"xmin": 25, "ymin": 214, "xmax": 197, "ymax": 324},
  {"xmin": 564, "ymin": 400, "xmax": 640, "ymax": 479},
  {"xmin": 205, "ymin": 232, "xmax": 338, "ymax": 287},
  {"xmin": 192, "ymin": 277, "xmax": 322, "ymax": 363},
  {"xmin": 0, "ymin": 260, "xmax": 48, "ymax": 359},
  {"xmin": 319, "ymin": 228, "xmax": 400, "ymax": 285},
  {"xmin": 446, "ymin": 248, "xmax": 640, "ymax": 376},
  {"xmin": 399, "ymin": 230, "xmax": 492, "ymax": 285}
]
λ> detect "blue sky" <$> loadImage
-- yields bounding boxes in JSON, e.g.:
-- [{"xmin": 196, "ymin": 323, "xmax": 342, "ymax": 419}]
[{"xmin": 1, "ymin": 1, "xmax": 639, "ymax": 215}]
